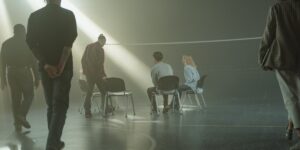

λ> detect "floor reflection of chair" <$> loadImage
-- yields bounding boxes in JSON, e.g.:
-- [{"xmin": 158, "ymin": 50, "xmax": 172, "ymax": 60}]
[
  {"xmin": 103, "ymin": 77, "xmax": 136, "ymax": 118},
  {"xmin": 152, "ymin": 75, "xmax": 182, "ymax": 114},
  {"xmin": 78, "ymin": 79, "xmax": 102, "ymax": 114},
  {"xmin": 181, "ymin": 75, "xmax": 208, "ymax": 110}
]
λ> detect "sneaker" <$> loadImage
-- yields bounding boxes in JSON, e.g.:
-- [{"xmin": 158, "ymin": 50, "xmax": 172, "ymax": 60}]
[
  {"xmin": 58, "ymin": 141, "xmax": 65, "ymax": 149},
  {"xmin": 163, "ymin": 107, "xmax": 170, "ymax": 113},
  {"xmin": 85, "ymin": 111, "xmax": 92, "ymax": 118},
  {"xmin": 18, "ymin": 116, "xmax": 31, "ymax": 129},
  {"xmin": 290, "ymin": 142, "xmax": 300, "ymax": 150},
  {"xmin": 46, "ymin": 146, "xmax": 59, "ymax": 150},
  {"xmin": 105, "ymin": 105, "xmax": 114, "ymax": 114}
]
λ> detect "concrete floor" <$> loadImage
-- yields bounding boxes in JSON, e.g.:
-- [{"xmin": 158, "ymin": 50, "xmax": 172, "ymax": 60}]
[{"xmin": 0, "ymin": 95, "xmax": 295, "ymax": 150}]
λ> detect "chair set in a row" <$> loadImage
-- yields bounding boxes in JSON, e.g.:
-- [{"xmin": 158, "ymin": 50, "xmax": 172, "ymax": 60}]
[
  {"xmin": 78, "ymin": 75, "xmax": 208, "ymax": 117},
  {"xmin": 78, "ymin": 77, "xmax": 135, "ymax": 118},
  {"xmin": 152, "ymin": 75, "xmax": 207, "ymax": 114}
]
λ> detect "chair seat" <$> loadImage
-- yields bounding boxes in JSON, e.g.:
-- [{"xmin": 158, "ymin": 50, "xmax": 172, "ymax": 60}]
[
  {"xmin": 107, "ymin": 91, "xmax": 132, "ymax": 96},
  {"xmin": 156, "ymin": 90, "xmax": 177, "ymax": 95}
]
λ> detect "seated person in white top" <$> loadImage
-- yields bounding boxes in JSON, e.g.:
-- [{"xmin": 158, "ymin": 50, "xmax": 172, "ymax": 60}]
[
  {"xmin": 147, "ymin": 51, "xmax": 174, "ymax": 113},
  {"xmin": 174, "ymin": 55, "xmax": 201, "ymax": 108}
]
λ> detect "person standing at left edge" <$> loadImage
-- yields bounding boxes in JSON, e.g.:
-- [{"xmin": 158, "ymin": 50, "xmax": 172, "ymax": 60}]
[
  {"xmin": 0, "ymin": 24, "xmax": 40, "ymax": 133},
  {"xmin": 26, "ymin": 0, "xmax": 77, "ymax": 149}
]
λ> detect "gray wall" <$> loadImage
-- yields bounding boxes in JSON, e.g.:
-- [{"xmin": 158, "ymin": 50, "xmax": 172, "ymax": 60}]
[{"xmin": 1, "ymin": 0, "xmax": 281, "ymax": 107}]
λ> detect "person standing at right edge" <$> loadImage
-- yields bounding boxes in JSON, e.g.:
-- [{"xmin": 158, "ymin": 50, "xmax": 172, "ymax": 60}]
[
  {"xmin": 26, "ymin": 0, "xmax": 77, "ymax": 149},
  {"xmin": 259, "ymin": 0, "xmax": 300, "ymax": 149}
]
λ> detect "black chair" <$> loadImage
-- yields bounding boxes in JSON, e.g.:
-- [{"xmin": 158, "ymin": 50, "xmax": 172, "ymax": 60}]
[
  {"xmin": 181, "ymin": 75, "xmax": 208, "ymax": 109},
  {"xmin": 103, "ymin": 77, "xmax": 136, "ymax": 118},
  {"xmin": 78, "ymin": 79, "xmax": 101, "ymax": 114},
  {"xmin": 153, "ymin": 75, "xmax": 182, "ymax": 114}
]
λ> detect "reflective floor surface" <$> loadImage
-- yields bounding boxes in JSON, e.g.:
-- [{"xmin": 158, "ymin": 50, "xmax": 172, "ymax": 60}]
[{"xmin": 0, "ymin": 97, "xmax": 294, "ymax": 150}]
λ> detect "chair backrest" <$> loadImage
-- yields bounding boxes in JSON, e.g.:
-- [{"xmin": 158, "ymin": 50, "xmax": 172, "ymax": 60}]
[
  {"xmin": 78, "ymin": 79, "xmax": 88, "ymax": 92},
  {"xmin": 157, "ymin": 75, "xmax": 179, "ymax": 91},
  {"xmin": 105, "ymin": 77, "xmax": 126, "ymax": 92},
  {"xmin": 197, "ymin": 75, "xmax": 207, "ymax": 89}
]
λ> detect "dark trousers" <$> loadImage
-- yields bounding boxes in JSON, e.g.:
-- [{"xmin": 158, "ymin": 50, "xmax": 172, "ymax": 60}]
[
  {"xmin": 147, "ymin": 87, "xmax": 168, "ymax": 111},
  {"xmin": 7, "ymin": 68, "xmax": 34, "ymax": 126},
  {"xmin": 40, "ymin": 70, "xmax": 72, "ymax": 149},
  {"xmin": 276, "ymin": 70, "xmax": 300, "ymax": 128},
  {"xmin": 84, "ymin": 76, "xmax": 106, "ymax": 112}
]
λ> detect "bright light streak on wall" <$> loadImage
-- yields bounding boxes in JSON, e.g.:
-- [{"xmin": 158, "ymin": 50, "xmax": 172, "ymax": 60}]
[
  {"xmin": 24, "ymin": 0, "xmax": 84, "ymax": 60},
  {"xmin": 63, "ymin": 0, "xmax": 152, "ymax": 89},
  {"xmin": 0, "ymin": 147, "xmax": 10, "ymax": 150},
  {"xmin": 0, "ymin": 0, "xmax": 13, "ymax": 41},
  {"xmin": 26, "ymin": 0, "xmax": 152, "ymax": 89},
  {"xmin": 0, "ymin": 144, "xmax": 21, "ymax": 150}
]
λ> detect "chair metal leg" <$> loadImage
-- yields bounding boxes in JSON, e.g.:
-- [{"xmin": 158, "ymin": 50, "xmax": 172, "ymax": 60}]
[
  {"xmin": 187, "ymin": 94, "xmax": 193, "ymax": 105},
  {"xmin": 172, "ymin": 94, "xmax": 176, "ymax": 112},
  {"xmin": 154, "ymin": 95, "xmax": 159, "ymax": 114},
  {"xmin": 177, "ymin": 91, "xmax": 183, "ymax": 114},
  {"xmin": 103, "ymin": 94, "xmax": 108, "ymax": 117},
  {"xmin": 130, "ymin": 94, "xmax": 136, "ymax": 116},
  {"xmin": 95, "ymin": 96, "xmax": 101, "ymax": 113},
  {"xmin": 125, "ymin": 95, "xmax": 129, "ymax": 118},
  {"xmin": 200, "ymin": 93, "xmax": 207, "ymax": 108},
  {"xmin": 194, "ymin": 94, "xmax": 203, "ymax": 110},
  {"xmin": 91, "ymin": 95, "xmax": 101, "ymax": 113},
  {"xmin": 78, "ymin": 94, "xmax": 86, "ymax": 114},
  {"xmin": 181, "ymin": 92, "xmax": 187, "ymax": 109},
  {"xmin": 109, "ymin": 96, "xmax": 114, "ymax": 115}
]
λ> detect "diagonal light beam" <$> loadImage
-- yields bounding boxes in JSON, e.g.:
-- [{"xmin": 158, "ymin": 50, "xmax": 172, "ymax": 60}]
[{"xmin": 26, "ymin": 0, "xmax": 152, "ymax": 90}]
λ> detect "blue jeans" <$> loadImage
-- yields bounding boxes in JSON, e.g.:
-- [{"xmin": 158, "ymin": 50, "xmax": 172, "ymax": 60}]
[{"xmin": 40, "ymin": 69, "xmax": 73, "ymax": 149}]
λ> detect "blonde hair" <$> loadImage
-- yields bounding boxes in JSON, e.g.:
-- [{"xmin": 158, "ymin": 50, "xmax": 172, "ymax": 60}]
[{"xmin": 182, "ymin": 55, "xmax": 197, "ymax": 68}]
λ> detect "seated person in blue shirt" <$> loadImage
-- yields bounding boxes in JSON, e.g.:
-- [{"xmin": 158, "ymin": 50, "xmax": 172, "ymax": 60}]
[{"xmin": 147, "ymin": 51, "xmax": 174, "ymax": 113}]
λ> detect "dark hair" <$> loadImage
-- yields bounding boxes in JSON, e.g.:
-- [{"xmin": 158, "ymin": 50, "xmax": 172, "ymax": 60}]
[
  {"xmin": 13, "ymin": 24, "xmax": 25, "ymax": 35},
  {"xmin": 153, "ymin": 51, "xmax": 163, "ymax": 61},
  {"xmin": 98, "ymin": 34, "xmax": 106, "ymax": 40}
]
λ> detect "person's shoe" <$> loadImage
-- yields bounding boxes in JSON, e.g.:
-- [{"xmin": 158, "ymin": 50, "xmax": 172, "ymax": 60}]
[
  {"xmin": 290, "ymin": 142, "xmax": 300, "ymax": 150},
  {"xmin": 46, "ymin": 146, "xmax": 59, "ymax": 150},
  {"xmin": 85, "ymin": 111, "xmax": 92, "ymax": 118},
  {"xmin": 18, "ymin": 117, "xmax": 31, "ymax": 129},
  {"xmin": 163, "ymin": 107, "xmax": 170, "ymax": 114},
  {"xmin": 105, "ymin": 106, "xmax": 114, "ymax": 114},
  {"xmin": 58, "ymin": 141, "xmax": 65, "ymax": 149},
  {"xmin": 286, "ymin": 127, "xmax": 293, "ymax": 140}
]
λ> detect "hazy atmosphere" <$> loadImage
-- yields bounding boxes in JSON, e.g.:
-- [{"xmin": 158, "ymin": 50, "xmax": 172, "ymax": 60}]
[{"xmin": 1, "ymin": 0, "xmax": 292, "ymax": 150}]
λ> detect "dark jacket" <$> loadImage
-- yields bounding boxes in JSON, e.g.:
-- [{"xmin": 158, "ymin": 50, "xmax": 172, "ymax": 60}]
[
  {"xmin": 26, "ymin": 4, "xmax": 77, "ymax": 70},
  {"xmin": 1, "ymin": 36, "xmax": 39, "ymax": 82},
  {"xmin": 81, "ymin": 42, "xmax": 106, "ymax": 79},
  {"xmin": 259, "ymin": 0, "xmax": 300, "ymax": 71}
]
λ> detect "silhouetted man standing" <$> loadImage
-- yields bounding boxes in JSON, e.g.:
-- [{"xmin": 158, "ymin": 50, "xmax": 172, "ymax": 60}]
[
  {"xmin": 26, "ymin": 0, "xmax": 77, "ymax": 149},
  {"xmin": 0, "ymin": 24, "xmax": 40, "ymax": 133},
  {"xmin": 259, "ymin": 0, "xmax": 300, "ymax": 149},
  {"xmin": 81, "ymin": 34, "xmax": 107, "ymax": 118}
]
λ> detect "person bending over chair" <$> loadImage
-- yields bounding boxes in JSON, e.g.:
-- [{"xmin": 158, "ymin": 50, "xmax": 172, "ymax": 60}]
[
  {"xmin": 147, "ymin": 51, "xmax": 174, "ymax": 114},
  {"xmin": 81, "ymin": 34, "xmax": 110, "ymax": 118}
]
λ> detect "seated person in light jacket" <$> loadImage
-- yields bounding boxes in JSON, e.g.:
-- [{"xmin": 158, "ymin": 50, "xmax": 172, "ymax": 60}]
[
  {"xmin": 147, "ymin": 51, "xmax": 174, "ymax": 113},
  {"xmin": 174, "ymin": 55, "xmax": 200, "ymax": 108}
]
